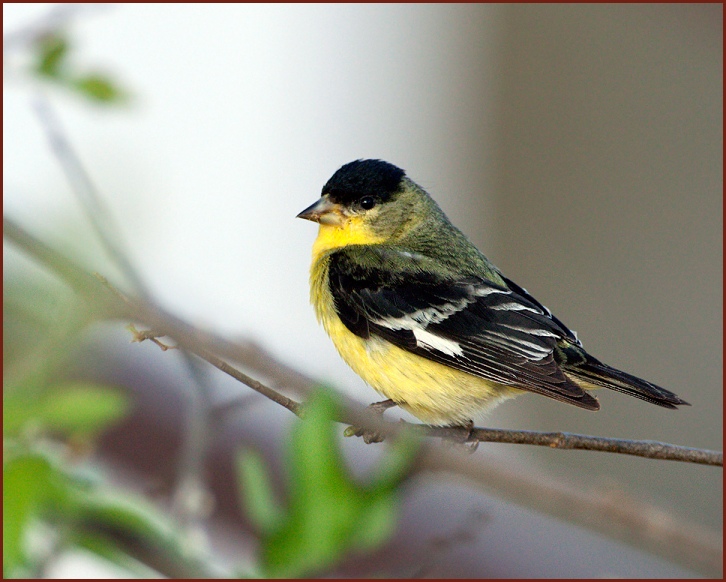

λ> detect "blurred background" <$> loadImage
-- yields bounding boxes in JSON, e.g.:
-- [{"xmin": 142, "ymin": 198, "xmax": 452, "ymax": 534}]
[{"xmin": 4, "ymin": 3, "xmax": 722, "ymax": 578}]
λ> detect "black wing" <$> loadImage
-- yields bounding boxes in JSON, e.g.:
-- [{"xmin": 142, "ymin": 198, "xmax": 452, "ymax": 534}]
[{"xmin": 328, "ymin": 247, "xmax": 600, "ymax": 410}]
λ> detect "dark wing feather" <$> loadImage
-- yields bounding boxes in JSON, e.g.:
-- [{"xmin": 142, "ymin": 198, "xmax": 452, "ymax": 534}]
[{"xmin": 328, "ymin": 248, "xmax": 600, "ymax": 410}]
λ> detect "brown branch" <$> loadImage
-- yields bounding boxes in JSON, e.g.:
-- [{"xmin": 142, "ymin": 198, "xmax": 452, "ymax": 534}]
[
  {"xmin": 113, "ymin": 326, "xmax": 725, "ymax": 577},
  {"xmin": 4, "ymin": 216, "xmax": 723, "ymax": 577},
  {"xmin": 417, "ymin": 446, "xmax": 722, "ymax": 578},
  {"xmin": 123, "ymin": 322, "xmax": 723, "ymax": 467},
  {"xmin": 32, "ymin": 96, "xmax": 151, "ymax": 299},
  {"xmin": 73, "ymin": 517, "xmax": 225, "ymax": 579},
  {"xmin": 416, "ymin": 425, "xmax": 723, "ymax": 466},
  {"xmin": 9, "ymin": 216, "xmax": 718, "ymax": 466},
  {"xmin": 124, "ymin": 323, "xmax": 303, "ymax": 418}
]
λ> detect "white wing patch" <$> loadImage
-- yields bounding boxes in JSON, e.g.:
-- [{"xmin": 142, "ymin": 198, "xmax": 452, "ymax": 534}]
[
  {"xmin": 366, "ymin": 278, "xmax": 560, "ymax": 362},
  {"xmin": 484, "ymin": 330, "xmax": 552, "ymax": 360},
  {"xmin": 474, "ymin": 286, "xmax": 510, "ymax": 297},
  {"xmin": 499, "ymin": 323, "xmax": 559, "ymax": 337},
  {"xmin": 413, "ymin": 328, "xmax": 464, "ymax": 357},
  {"xmin": 571, "ymin": 329, "xmax": 582, "ymax": 346},
  {"xmin": 374, "ymin": 284, "xmax": 513, "ymax": 332},
  {"xmin": 489, "ymin": 301, "xmax": 540, "ymax": 313},
  {"xmin": 374, "ymin": 300, "xmax": 469, "ymax": 330}
]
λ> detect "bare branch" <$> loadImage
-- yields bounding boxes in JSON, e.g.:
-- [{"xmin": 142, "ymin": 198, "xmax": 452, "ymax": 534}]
[
  {"xmin": 416, "ymin": 445, "xmax": 722, "ymax": 578},
  {"xmin": 5, "ymin": 215, "xmax": 723, "ymax": 470},
  {"xmin": 124, "ymin": 323, "xmax": 303, "ymax": 418},
  {"xmin": 3, "ymin": 4, "xmax": 111, "ymax": 51},
  {"xmin": 74, "ymin": 516, "xmax": 227, "ymax": 579},
  {"xmin": 4, "ymin": 216, "xmax": 723, "ymax": 577},
  {"xmin": 31, "ymin": 96, "xmax": 151, "ymax": 299},
  {"xmin": 416, "ymin": 425, "xmax": 723, "ymax": 466}
]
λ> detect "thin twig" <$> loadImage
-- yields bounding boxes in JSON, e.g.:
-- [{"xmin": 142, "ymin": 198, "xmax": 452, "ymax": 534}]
[
  {"xmin": 4, "ymin": 215, "xmax": 720, "ymax": 469},
  {"xmin": 3, "ymin": 4, "xmax": 110, "ymax": 50},
  {"xmin": 417, "ymin": 425, "xmax": 723, "ymax": 466},
  {"xmin": 3, "ymin": 217, "xmax": 723, "ymax": 577},
  {"xmin": 416, "ymin": 446, "xmax": 722, "ymax": 578},
  {"xmin": 171, "ymin": 351, "xmax": 215, "ymax": 539},
  {"xmin": 126, "ymin": 324, "xmax": 723, "ymax": 467},
  {"xmin": 29, "ymin": 95, "xmax": 215, "ymax": 545},
  {"xmin": 31, "ymin": 96, "xmax": 150, "ymax": 299},
  {"xmin": 130, "ymin": 322, "xmax": 723, "ymax": 466},
  {"xmin": 125, "ymin": 324, "xmax": 303, "ymax": 417}
]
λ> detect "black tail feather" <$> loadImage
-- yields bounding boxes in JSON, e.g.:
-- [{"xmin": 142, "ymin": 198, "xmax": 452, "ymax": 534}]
[{"xmin": 567, "ymin": 359, "xmax": 689, "ymax": 409}]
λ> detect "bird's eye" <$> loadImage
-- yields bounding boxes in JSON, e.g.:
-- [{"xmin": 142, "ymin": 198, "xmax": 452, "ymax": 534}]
[{"xmin": 359, "ymin": 196, "xmax": 376, "ymax": 210}]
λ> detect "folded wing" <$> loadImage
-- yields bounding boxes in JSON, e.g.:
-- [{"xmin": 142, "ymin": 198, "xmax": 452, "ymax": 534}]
[{"xmin": 327, "ymin": 247, "xmax": 601, "ymax": 410}]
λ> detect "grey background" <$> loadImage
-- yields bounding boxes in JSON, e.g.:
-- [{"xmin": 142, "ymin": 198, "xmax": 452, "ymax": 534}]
[
  {"xmin": 4, "ymin": 3, "xmax": 722, "ymax": 576},
  {"xmin": 481, "ymin": 4, "xmax": 722, "ymax": 533}
]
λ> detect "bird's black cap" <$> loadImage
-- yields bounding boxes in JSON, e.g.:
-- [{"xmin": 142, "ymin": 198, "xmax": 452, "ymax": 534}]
[{"xmin": 323, "ymin": 159, "xmax": 406, "ymax": 206}]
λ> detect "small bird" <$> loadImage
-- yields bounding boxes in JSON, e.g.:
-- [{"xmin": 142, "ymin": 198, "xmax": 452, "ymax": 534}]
[{"xmin": 297, "ymin": 159, "xmax": 689, "ymax": 427}]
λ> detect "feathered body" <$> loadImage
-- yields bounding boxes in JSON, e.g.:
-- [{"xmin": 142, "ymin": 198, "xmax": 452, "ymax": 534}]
[{"xmin": 299, "ymin": 160, "xmax": 688, "ymax": 426}]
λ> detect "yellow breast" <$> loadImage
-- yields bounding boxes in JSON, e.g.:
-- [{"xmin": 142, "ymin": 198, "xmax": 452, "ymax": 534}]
[{"xmin": 308, "ymin": 224, "xmax": 522, "ymax": 426}]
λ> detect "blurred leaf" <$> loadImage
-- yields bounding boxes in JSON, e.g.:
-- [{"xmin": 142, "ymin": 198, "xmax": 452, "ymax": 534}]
[
  {"xmin": 3, "ymin": 265, "xmax": 89, "ymax": 382},
  {"xmin": 34, "ymin": 32, "xmax": 69, "ymax": 78},
  {"xmin": 4, "ymin": 380, "xmax": 130, "ymax": 439},
  {"xmin": 72, "ymin": 74, "xmax": 126, "ymax": 103},
  {"xmin": 3, "ymin": 266, "xmax": 78, "ymax": 346},
  {"xmin": 65, "ymin": 490, "xmax": 222, "ymax": 578},
  {"xmin": 24, "ymin": 29, "xmax": 129, "ymax": 105},
  {"xmin": 368, "ymin": 426, "xmax": 420, "ymax": 490},
  {"xmin": 262, "ymin": 389, "xmax": 357, "ymax": 577},
  {"xmin": 66, "ymin": 536, "xmax": 157, "ymax": 579},
  {"xmin": 38, "ymin": 382, "xmax": 130, "ymax": 437},
  {"xmin": 67, "ymin": 490, "xmax": 176, "ymax": 547},
  {"xmin": 352, "ymin": 493, "xmax": 397, "ymax": 551},
  {"xmin": 236, "ymin": 449, "xmax": 283, "ymax": 535},
  {"xmin": 2, "ymin": 454, "xmax": 61, "ymax": 576},
  {"xmin": 2, "ymin": 447, "xmax": 220, "ymax": 578},
  {"xmin": 252, "ymin": 388, "xmax": 418, "ymax": 578},
  {"xmin": 3, "ymin": 391, "xmax": 41, "ymax": 438}
]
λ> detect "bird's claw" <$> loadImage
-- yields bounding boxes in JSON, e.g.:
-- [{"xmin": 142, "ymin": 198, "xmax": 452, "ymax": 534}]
[
  {"xmin": 344, "ymin": 399, "xmax": 398, "ymax": 444},
  {"xmin": 343, "ymin": 423, "xmax": 385, "ymax": 444},
  {"xmin": 440, "ymin": 419, "xmax": 479, "ymax": 453}
]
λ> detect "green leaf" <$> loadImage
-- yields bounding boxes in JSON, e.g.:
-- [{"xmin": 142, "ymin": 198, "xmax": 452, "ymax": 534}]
[
  {"xmin": 67, "ymin": 490, "xmax": 176, "ymax": 548},
  {"xmin": 38, "ymin": 382, "xmax": 130, "ymax": 437},
  {"xmin": 236, "ymin": 448, "xmax": 284, "ymax": 535},
  {"xmin": 261, "ymin": 389, "xmax": 356, "ymax": 577},
  {"xmin": 34, "ymin": 33, "xmax": 69, "ymax": 78},
  {"xmin": 72, "ymin": 534, "xmax": 158, "ymax": 579},
  {"xmin": 72, "ymin": 74, "xmax": 126, "ymax": 103},
  {"xmin": 369, "ymin": 429, "xmax": 420, "ymax": 491},
  {"xmin": 3, "ymin": 381, "xmax": 127, "ymax": 440},
  {"xmin": 353, "ymin": 493, "xmax": 398, "ymax": 551},
  {"xmin": 25, "ymin": 29, "xmax": 129, "ymax": 106},
  {"xmin": 3, "ymin": 391, "xmax": 42, "ymax": 438},
  {"xmin": 65, "ymin": 490, "xmax": 222, "ymax": 578},
  {"xmin": 249, "ymin": 388, "xmax": 418, "ymax": 578},
  {"xmin": 3, "ymin": 455, "xmax": 54, "ymax": 575}
]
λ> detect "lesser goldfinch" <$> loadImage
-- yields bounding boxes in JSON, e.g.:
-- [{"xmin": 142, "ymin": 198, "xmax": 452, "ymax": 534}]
[{"xmin": 297, "ymin": 159, "xmax": 689, "ymax": 426}]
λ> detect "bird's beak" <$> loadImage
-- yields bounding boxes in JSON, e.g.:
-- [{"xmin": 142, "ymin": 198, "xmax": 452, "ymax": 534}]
[{"xmin": 296, "ymin": 197, "xmax": 345, "ymax": 226}]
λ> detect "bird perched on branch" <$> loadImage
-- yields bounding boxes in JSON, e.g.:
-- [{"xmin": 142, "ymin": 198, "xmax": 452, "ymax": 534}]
[{"xmin": 297, "ymin": 159, "xmax": 689, "ymax": 427}]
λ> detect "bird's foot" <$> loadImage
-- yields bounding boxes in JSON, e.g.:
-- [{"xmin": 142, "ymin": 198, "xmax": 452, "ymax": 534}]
[
  {"xmin": 344, "ymin": 399, "xmax": 398, "ymax": 444},
  {"xmin": 441, "ymin": 419, "xmax": 479, "ymax": 453}
]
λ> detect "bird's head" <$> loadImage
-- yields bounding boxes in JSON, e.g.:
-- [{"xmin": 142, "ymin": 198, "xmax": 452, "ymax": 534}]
[{"xmin": 297, "ymin": 159, "xmax": 428, "ymax": 250}]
